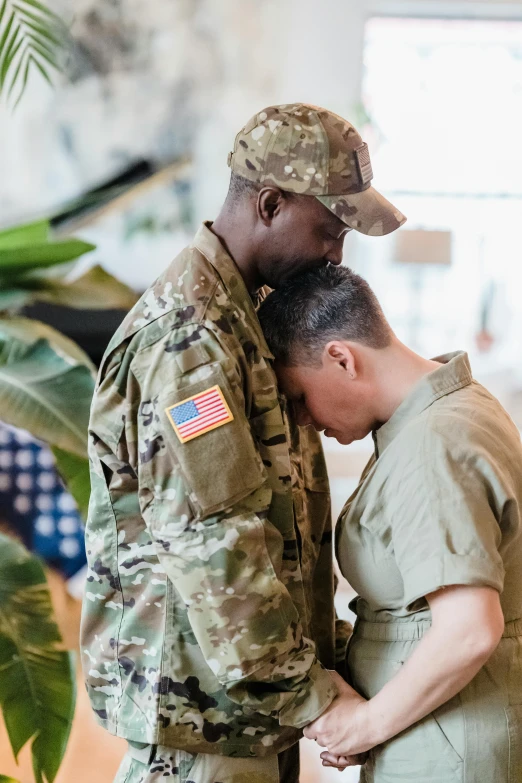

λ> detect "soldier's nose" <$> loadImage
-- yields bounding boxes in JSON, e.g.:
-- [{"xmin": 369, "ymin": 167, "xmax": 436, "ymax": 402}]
[{"xmin": 324, "ymin": 241, "xmax": 344, "ymax": 266}]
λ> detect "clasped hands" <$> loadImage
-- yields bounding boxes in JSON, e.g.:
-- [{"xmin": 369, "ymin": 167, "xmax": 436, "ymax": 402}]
[{"xmin": 303, "ymin": 671, "xmax": 374, "ymax": 772}]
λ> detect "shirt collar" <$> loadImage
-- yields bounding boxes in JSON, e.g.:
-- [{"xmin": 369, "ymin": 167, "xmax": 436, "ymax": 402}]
[
  {"xmin": 373, "ymin": 351, "xmax": 473, "ymax": 456},
  {"xmin": 192, "ymin": 222, "xmax": 273, "ymax": 358}
]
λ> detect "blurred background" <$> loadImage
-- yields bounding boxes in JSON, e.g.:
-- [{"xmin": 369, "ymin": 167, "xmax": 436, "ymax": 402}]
[{"xmin": 1, "ymin": 0, "xmax": 522, "ymax": 781}]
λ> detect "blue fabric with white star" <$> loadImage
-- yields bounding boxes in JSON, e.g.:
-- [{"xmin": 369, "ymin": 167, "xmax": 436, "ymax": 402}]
[
  {"xmin": 171, "ymin": 399, "xmax": 199, "ymax": 425},
  {"xmin": 0, "ymin": 422, "xmax": 86, "ymax": 578}
]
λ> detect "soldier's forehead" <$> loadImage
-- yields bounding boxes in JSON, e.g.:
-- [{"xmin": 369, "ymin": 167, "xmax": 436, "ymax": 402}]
[
  {"xmin": 274, "ymin": 363, "xmax": 303, "ymax": 397},
  {"xmin": 299, "ymin": 195, "xmax": 348, "ymax": 232},
  {"xmin": 327, "ymin": 209, "xmax": 349, "ymax": 232}
]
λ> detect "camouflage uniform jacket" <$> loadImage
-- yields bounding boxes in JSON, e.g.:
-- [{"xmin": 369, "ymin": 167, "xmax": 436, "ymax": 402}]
[{"xmin": 81, "ymin": 223, "xmax": 351, "ymax": 757}]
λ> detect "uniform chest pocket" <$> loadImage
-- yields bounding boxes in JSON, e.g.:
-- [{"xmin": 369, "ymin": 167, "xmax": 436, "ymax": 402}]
[{"xmin": 159, "ymin": 364, "xmax": 266, "ymax": 516}]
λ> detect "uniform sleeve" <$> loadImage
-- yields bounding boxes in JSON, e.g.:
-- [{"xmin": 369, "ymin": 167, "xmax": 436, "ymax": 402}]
[
  {"xmin": 133, "ymin": 324, "xmax": 336, "ymax": 728},
  {"xmin": 387, "ymin": 423, "xmax": 505, "ymax": 609}
]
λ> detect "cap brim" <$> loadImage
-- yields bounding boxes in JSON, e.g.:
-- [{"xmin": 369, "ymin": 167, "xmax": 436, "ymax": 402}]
[{"xmin": 316, "ymin": 187, "xmax": 406, "ymax": 236}]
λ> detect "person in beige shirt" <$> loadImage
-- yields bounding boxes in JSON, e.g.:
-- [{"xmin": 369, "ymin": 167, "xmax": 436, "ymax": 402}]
[{"xmin": 257, "ymin": 265, "xmax": 522, "ymax": 782}]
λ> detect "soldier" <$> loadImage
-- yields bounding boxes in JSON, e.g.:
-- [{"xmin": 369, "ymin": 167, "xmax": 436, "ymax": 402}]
[
  {"xmin": 81, "ymin": 103, "xmax": 406, "ymax": 783},
  {"xmin": 258, "ymin": 264, "xmax": 522, "ymax": 782}
]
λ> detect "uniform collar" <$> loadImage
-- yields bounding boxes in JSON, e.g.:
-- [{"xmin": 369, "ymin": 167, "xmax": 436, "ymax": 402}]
[
  {"xmin": 373, "ymin": 351, "xmax": 473, "ymax": 456},
  {"xmin": 192, "ymin": 222, "xmax": 273, "ymax": 358}
]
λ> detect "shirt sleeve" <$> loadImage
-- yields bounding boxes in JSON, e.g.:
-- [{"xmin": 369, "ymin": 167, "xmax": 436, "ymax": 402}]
[
  {"xmin": 133, "ymin": 323, "xmax": 336, "ymax": 728},
  {"xmin": 387, "ymin": 422, "xmax": 505, "ymax": 609}
]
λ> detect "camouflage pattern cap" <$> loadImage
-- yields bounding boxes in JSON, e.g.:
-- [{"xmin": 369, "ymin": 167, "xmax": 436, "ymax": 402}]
[{"xmin": 228, "ymin": 103, "xmax": 406, "ymax": 236}]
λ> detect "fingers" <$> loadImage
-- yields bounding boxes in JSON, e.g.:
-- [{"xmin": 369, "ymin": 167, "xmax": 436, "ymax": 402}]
[
  {"xmin": 320, "ymin": 751, "xmax": 346, "ymax": 766},
  {"xmin": 321, "ymin": 755, "xmax": 359, "ymax": 768},
  {"xmin": 320, "ymin": 751, "xmax": 367, "ymax": 768},
  {"xmin": 321, "ymin": 758, "xmax": 360, "ymax": 768},
  {"xmin": 303, "ymin": 725, "xmax": 326, "ymax": 748}
]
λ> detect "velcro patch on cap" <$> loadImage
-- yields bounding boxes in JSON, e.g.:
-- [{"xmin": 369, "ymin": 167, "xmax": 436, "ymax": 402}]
[
  {"xmin": 165, "ymin": 385, "xmax": 233, "ymax": 443},
  {"xmin": 354, "ymin": 143, "xmax": 373, "ymax": 185}
]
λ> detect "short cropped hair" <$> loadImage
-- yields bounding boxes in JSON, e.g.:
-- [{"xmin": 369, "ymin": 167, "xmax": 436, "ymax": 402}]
[
  {"xmin": 257, "ymin": 265, "xmax": 392, "ymax": 366},
  {"xmin": 226, "ymin": 172, "xmax": 262, "ymax": 204},
  {"xmin": 225, "ymin": 172, "xmax": 299, "ymax": 206}
]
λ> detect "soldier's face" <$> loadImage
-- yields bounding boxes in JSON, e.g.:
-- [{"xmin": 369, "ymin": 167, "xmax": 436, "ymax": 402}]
[
  {"xmin": 257, "ymin": 195, "xmax": 351, "ymax": 288},
  {"xmin": 275, "ymin": 351, "xmax": 377, "ymax": 446}
]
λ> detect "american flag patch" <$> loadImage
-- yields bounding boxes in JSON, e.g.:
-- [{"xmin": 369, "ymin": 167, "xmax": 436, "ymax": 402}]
[
  {"xmin": 354, "ymin": 143, "xmax": 373, "ymax": 185},
  {"xmin": 165, "ymin": 385, "xmax": 234, "ymax": 443}
]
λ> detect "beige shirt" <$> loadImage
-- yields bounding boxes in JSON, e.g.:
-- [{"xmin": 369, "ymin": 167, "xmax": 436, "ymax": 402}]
[{"xmin": 337, "ymin": 351, "xmax": 522, "ymax": 624}]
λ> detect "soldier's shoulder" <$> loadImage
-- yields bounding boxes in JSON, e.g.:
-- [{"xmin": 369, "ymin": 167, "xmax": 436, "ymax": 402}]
[
  {"xmin": 97, "ymin": 243, "xmax": 247, "ymax": 394},
  {"xmin": 115, "ymin": 245, "xmax": 220, "ymax": 344}
]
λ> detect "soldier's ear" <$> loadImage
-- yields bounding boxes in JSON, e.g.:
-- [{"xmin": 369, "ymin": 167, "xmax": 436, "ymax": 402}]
[
  {"xmin": 257, "ymin": 187, "xmax": 284, "ymax": 225},
  {"xmin": 324, "ymin": 341, "xmax": 356, "ymax": 377}
]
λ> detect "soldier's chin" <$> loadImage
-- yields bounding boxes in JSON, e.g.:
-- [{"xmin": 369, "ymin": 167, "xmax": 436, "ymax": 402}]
[
  {"xmin": 281, "ymin": 259, "xmax": 328, "ymax": 283},
  {"xmin": 295, "ymin": 259, "xmax": 328, "ymax": 277},
  {"xmin": 325, "ymin": 429, "xmax": 353, "ymax": 445},
  {"xmin": 261, "ymin": 268, "xmax": 287, "ymax": 289}
]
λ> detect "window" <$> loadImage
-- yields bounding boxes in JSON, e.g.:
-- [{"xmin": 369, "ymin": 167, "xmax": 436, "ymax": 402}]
[{"xmin": 355, "ymin": 16, "xmax": 522, "ymax": 406}]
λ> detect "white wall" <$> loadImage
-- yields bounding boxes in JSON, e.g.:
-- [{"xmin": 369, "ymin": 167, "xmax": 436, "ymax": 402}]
[
  {"xmin": 2, "ymin": 0, "xmax": 522, "ymax": 288},
  {"xmin": 192, "ymin": 0, "xmax": 368, "ymax": 224}
]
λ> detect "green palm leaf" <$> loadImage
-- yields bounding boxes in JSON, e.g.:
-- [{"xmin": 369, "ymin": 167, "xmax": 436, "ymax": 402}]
[
  {"xmin": 0, "ymin": 0, "xmax": 67, "ymax": 106},
  {"xmin": 0, "ymin": 219, "xmax": 137, "ymax": 313},
  {"xmin": 51, "ymin": 446, "xmax": 90, "ymax": 519},
  {"xmin": 30, "ymin": 264, "xmax": 139, "ymax": 310},
  {"xmin": 0, "ymin": 220, "xmax": 49, "ymax": 248},
  {"xmin": 0, "ymin": 218, "xmax": 96, "ymax": 313},
  {"xmin": 0, "ymin": 316, "xmax": 96, "ymax": 371},
  {"xmin": 0, "ymin": 266, "xmax": 138, "ymax": 314},
  {"xmin": 0, "ymin": 317, "xmax": 95, "ymax": 515},
  {"xmin": 0, "ymin": 533, "xmax": 76, "ymax": 783},
  {"xmin": 0, "ymin": 238, "xmax": 96, "ymax": 276},
  {"xmin": 0, "ymin": 219, "xmax": 95, "ymax": 279}
]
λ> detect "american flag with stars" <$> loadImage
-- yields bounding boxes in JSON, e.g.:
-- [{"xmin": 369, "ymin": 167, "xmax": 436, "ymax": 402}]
[{"xmin": 165, "ymin": 385, "xmax": 233, "ymax": 443}]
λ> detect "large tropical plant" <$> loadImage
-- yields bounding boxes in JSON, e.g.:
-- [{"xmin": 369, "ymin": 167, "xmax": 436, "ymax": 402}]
[
  {"xmin": 0, "ymin": 0, "xmax": 67, "ymax": 107},
  {"xmin": 0, "ymin": 220, "xmax": 138, "ymax": 782},
  {"xmin": 0, "ymin": 219, "xmax": 137, "ymax": 517},
  {"xmin": 0, "ymin": 5, "xmax": 137, "ymax": 780},
  {"xmin": 0, "ymin": 533, "xmax": 76, "ymax": 783}
]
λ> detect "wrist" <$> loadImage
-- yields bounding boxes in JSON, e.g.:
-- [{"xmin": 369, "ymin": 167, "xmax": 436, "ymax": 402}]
[{"xmin": 357, "ymin": 697, "xmax": 390, "ymax": 747}]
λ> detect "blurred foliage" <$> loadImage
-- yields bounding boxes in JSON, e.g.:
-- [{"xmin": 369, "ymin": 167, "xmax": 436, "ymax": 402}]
[
  {"xmin": 0, "ymin": 219, "xmax": 138, "ymax": 780},
  {"xmin": 0, "ymin": 533, "xmax": 76, "ymax": 783},
  {"xmin": 0, "ymin": 0, "xmax": 68, "ymax": 107},
  {"xmin": 124, "ymin": 212, "xmax": 182, "ymax": 240},
  {"xmin": 0, "ymin": 5, "xmax": 138, "ymax": 771},
  {"xmin": 0, "ymin": 315, "xmax": 95, "ymax": 520},
  {"xmin": 0, "ymin": 218, "xmax": 137, "ymax": 517}
]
